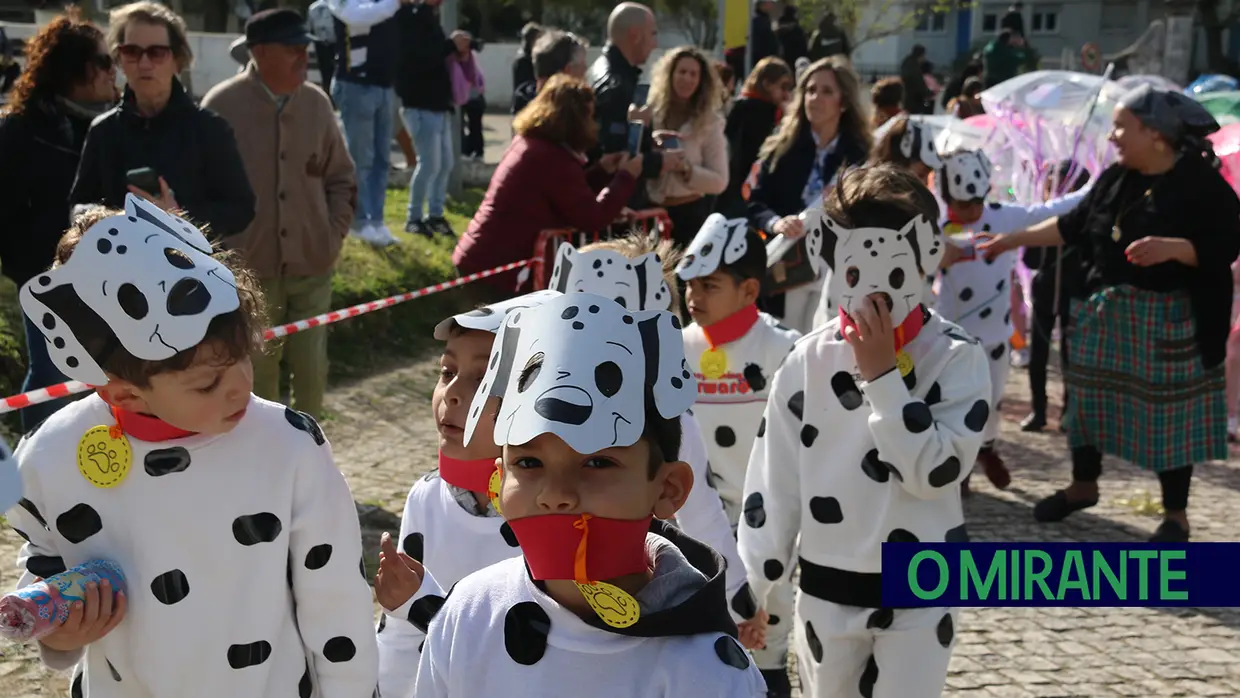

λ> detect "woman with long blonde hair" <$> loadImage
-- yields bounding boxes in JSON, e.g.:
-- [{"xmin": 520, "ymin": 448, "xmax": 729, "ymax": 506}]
[
  {"xmin": 746, "ymin": 56, "xmax": 872, "ymax": 333},
  {"xmin": 644, "ymin": 45, "xmax": 729, "ymax": 246}
]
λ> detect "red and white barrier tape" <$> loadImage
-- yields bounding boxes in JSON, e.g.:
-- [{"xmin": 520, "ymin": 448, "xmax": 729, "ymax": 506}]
[{"xmin": 0, "ymin": 259, "xmax": 531, "ymax": 415}]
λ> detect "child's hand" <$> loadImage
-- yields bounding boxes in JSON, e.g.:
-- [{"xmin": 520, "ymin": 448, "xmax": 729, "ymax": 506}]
[
  {"xmin": 844, "ymin": 295, "xmax": 897, "ymax": 382},
  {"xmin": 375, "ymin": 532, "xmax": 424, "ymax": 612},
  {"xmin": 40, "ymin": 580, "xmax": 127, "ymax": 652},
  {"xmin": 737, "ymin": 608, "xmax": 769, "ymax": 650}
]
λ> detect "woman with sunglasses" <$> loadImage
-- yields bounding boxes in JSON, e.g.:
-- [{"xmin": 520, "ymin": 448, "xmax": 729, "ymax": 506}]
[
  {"xmin": 70, "ymin": 1, "xmax": 255, "ymax": 239},
  {"xmin": 0, "ymin": 8, "xmax": 117, "ymax": 432}
]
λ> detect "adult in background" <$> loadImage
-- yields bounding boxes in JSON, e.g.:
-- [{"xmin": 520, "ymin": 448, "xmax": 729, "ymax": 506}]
[
  {"xmin": 948, "ymin": 75, "xmax": 985, "ymax": 118},
  {"xmin": 983, "ymin": 30, "xmax": 1025, "ymax": 88},
  {"xmin": 715, "ymin": 60, "xmax": 736, "ymax": 114},
  {"xmin": 870, "ymin": 76, "xmax": 904, "ymax": 128},
  {"xmin": 979, "ymin": 86, "xmax": 1240, "ymax": 542},
  {"xmin": 511, "ymin": 21, "xmax": 541, "ymax": 97},
  {"xmin": 0, "ymin": 9, "xmax": 116, "ymax": 432},
  {"xmin": 749, "ymin": 0, "xmax": 781, "ymax": 73},
  {"xmin": 900, "ymin": 44, "xmax": 932, "ymax": 114},
  {"xmin": 398, "ymin": 0, "xmax": 460, "ymax": 238},
  {"xmin": 775, "ymin": 4, "xmax": 807, "ymax": 68},
  {"xmin": 306, "ymin": 0, "xmax": 336, "ymax": 94},
  {"xmin": 716, "ymin": 55, "xmax": 791, "ymax": 219},
  {"xmin": 941, "ymin": 56, "xmax": 982, "ymax": 107},
  {"xmin": 202, "ymin": 9, "xmax": 356, "ymax": 420},
  {"xmin": 328, "ymin": 0, "xmax": 405, "ymax": 247},
  {"xmin": 449, "ymin": 30, "xmax": 486, "ymax": 160},
  {"xmin": 1001, "ymin": 2, "xmax": 1026, "ymax": 40},
  {"xmin": 645, "ymin": 46, "xmax": 728, "ymax": 247},
  {"xmin": 747, "ymin": 56, "xmax": 871, "ymax": 334},
  {"xmin": 807, "ymin": 11, "xmax": 850, "ymax": 62},
  {"xmin": 453, "ymin": 75, "xmax": 642, "ymax": 298},
  {"xmin": 588, "ymin": 3, "xmax": 686, "ymax": 206},
  {"xmin": 71, "ymin": 2, "xmax": 255, "ymax": 236},
  {"xmin": 511, "ymin": 29, "xmax": 588, "ymax": 116}
]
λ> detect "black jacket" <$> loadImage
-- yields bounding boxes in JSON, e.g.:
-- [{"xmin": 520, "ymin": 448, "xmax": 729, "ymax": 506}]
[
  {"xmin": 1023, "ymin": 244, "xmax": 1084, "ymax": 306},
  {"xmin": 395, "ymin": 4, "xmax": 453, "ymax": 112},
  {"xmin": 808, "ymin": 24, "xmax": 851, "ymax": 61},
  {"xmin": 746, "ymin": 126, "xmax": 867, "ymax": 232},
  {"xmin": 749, "ymin": 12, "xmax": 780, "ymax": 71},
  {"xmin": 716, "ymin": 96, "xmax": 780, "ymax": 218},
  {"xmin": 511, "ymin": 53, "xmax": 534, "ymax": 93},
  {"xmin": 69, "ymin": 80, "xmax": 255, "ymax": 240},
  {"xmin": 511, "ymin": 79, "xmax": 536, "ymax": 115},
  {"xmin": 776, "ymin": 10, "xmax": 808, "ymax": 66},
  {"xmin": 587, "ymin": 44, "xmax": 662, "ymax": 180},
  {"xmin": 0, "ymin": 99, "xmax": 95, "ymax": 287}
]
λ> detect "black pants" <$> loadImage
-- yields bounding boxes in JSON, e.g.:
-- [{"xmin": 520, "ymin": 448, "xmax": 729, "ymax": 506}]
[
  {"xmin": 462, "ymin": 96, "xmax": 486, "ymax": 157},
  {"xmin": 1028, "ymin": 281, "xmax": 1072, "ymax": 417},
  {"xmin": 1071, "ymin": 446, "xmax": 1194, "ymax": 511},
  {"xmin": 314, "ymin": 42, "xmax": 335, "ymax": 96},
  {"xmin": 666, "ymin": 198, "xmax": 714, "ymax": 318}
]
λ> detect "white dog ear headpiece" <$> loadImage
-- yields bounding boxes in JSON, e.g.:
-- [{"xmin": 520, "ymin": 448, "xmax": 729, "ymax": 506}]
[
  {"xmin": 433, "ymin": 290, "xmax": 563, "ymax": 340},
  {"xmin": 939, "ymin": 150, "xmax": 993, "ymax": 202},
  {"xmin": 463, "ymin": 293, "xmax": 696, "ymax": 455},
  {"xmin": 898, "ymin": 121, "xmax": 943, "ymax": 169},
  {"xmin": 547, "ymin": 243, "xmax": 672, "ymax": 311},
  {"xmin": 675, "ymin": 214, "xmax": 751, "ymax": 281},
  {"xmin": 808, "ymin": 208, "xmax": 943, "ymax": 327},
  {"xmin": 0, "ymin": 437, "xmax": 18, "ymax": 513},
  {"xmin": 18, "ymin": 194, "xmax": 241, "ymax": 386}
]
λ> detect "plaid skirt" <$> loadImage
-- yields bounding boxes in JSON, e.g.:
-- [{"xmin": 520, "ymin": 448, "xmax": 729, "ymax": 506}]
[{"xmin": 1064, "ymin": 285, "xmax": 1227, "ymax": 471}]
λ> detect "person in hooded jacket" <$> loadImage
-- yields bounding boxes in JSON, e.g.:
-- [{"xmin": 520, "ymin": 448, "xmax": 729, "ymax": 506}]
[{"xmin": 70, "ymin": 2, "xmax": 255, "ymax": 239}]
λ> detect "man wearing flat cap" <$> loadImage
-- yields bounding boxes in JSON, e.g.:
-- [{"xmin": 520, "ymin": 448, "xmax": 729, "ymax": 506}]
[{"xmin": 203, "ymin": 8, "xmax": 356, "ymax": 419}]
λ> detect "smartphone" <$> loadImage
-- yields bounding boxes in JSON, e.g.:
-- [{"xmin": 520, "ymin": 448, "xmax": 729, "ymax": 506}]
[
  {"xmin": 957, "ymin": 242, "xmax": 977, "ymax": 261},
  {"xmin": 626, "ymin": 121, "xmax": 645, "ymax": 156},
  {"xmin": 631, "ymin": 84, "xmax": 650, "ymax": 106},
  {"xmin": 126, "ymin": 167, "xmax": 161, "ymax": 195},
  {"xmin": 660, "ymin": 134, "xmax": 682, "ymax": 150}
]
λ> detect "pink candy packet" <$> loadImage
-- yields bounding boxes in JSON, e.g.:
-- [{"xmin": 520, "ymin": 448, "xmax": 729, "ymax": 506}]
[{"xmin": 0, "ymin": 560, "xmax": 126, "ymax": 643}]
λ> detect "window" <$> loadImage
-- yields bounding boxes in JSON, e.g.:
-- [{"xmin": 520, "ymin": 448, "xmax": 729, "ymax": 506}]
[
  {"xmin": 1030, "ymin": 6, "xmax": 1060, "ymax": 34},
  {"xmin": 1100, "ymin": 1, "xmax": 1131, "ymax": 33},
  {"xmin": 982, "ymin": 11, "xmax": 999, "ymax": 33},
  {"xmin": 916, "ymin": 10, "xmax": 948, "ymax": 33}
]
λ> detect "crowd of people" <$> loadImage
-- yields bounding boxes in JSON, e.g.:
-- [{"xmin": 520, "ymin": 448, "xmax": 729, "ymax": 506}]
[{"xmin": 0, "ymin": 2, "xmax": 1236, "ymax": 698}]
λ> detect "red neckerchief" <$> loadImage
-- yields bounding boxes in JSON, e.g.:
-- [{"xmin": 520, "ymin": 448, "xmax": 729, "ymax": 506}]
[
  {"xmin": 701, "ymin": 304, "xmax": 760, "ymax": 349},
  {"xmin": 740, "ymin": 89, "xmax": 783, "ymax": 124},
  {"xmin": 438, "ymin": 452, "xmax": 496, "ymax": 493},
  {"xmin": 946, "ymin": 206, "xmax": 981, "ymax": 226},
  {"xmin": 839, "ymin": 305, "xmax": 926, "ymax": 353},
  {"xmin": 507, "ymin": 513, "xmax": 653, "ymax": 583},
  {"xmin": 111, "ymin": 405, "xmax": 196, "ymax": 442}
]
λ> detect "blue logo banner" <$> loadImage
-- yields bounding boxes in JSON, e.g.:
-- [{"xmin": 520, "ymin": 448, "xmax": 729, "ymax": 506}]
[{"xmin": 880, "ymin": 543, "xmax": 1239, "ymax": 607}]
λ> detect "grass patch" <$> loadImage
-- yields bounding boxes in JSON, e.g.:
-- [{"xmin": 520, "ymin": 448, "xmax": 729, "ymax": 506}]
[{"xmin": 0, "ymin": 187, "xmax": 484, "ymax": 433}]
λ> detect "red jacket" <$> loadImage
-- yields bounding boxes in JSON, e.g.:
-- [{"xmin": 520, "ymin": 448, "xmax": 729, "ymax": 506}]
[{"xmin": 453, "ymin": 134, "xmax": 637, "ymax": 293}]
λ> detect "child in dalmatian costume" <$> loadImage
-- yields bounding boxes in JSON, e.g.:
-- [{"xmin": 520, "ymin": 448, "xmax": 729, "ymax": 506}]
[
  {"xmin": 739, "ymin": 166, "xmax": 991, "ymax": 698},
  {"xmin": 413, "ymin": 293, "xmax": 767, "ymax": 698},
  {"xmin": 932, "ymin": 150, "xmax": 1091, "ymax": 493},
  {"xmin": 5, "ymin": 195, "xmax": 379, "ymax": 698},
  {"xmin": 547, "ymin": 240, "xmax": 764, "ymax": 636},
  {"xmin": 375, "ymin": 290, "xmax": 565, "ymax": 698},
  {"xmin": 675, "ymin": 215, "xmax": 802, "ymax": 695}
]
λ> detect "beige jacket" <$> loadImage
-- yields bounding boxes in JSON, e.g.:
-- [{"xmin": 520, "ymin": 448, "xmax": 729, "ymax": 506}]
[
  {"xmin": 202, "ymin": 65, "xmax": 356, "ymax": 279},
  {"xmin": 647, "ymin": 111, "xmax": 729, "ymax": 203}
]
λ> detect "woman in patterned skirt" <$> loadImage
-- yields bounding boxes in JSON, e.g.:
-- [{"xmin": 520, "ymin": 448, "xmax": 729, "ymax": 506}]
[{"xmin": 978, "ymin": 84, "xmax": 1240, "ymax": 542}]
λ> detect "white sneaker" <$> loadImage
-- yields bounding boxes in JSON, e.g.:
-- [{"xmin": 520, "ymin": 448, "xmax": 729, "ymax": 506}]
[
  {"xmin": 1010, "ymin": 348, "xmax": 1030, "ymax": 368},
  {"xmin": 373, "ymin": 225, "xmax": 400, "ymax": 245},
  {"xmin": 352, "ymin": 225, "xmax": 386, "ymax": 246}
]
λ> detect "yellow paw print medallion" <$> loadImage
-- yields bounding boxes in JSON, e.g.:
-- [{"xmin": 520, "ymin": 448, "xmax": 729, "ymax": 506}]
[
  {"xmin": 896, "ymin": 350, "xmax": 914, "ymax": 378},
  {"xmin": 576, "ymin": 580, "xmax": 641, "ymax": 628},
  {"xmin": 487, "ymin": 467, "xmax": 503, "ymax": 516},
  {"xmin": 699, "ymin": 347, "xmax": 728, "ymax": 381},
  {"xmin": 77, "ymin": 425, "xmax": 132, "ymax": 489}
]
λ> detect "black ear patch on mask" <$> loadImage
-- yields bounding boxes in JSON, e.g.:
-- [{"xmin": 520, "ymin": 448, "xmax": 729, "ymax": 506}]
[{"xmin": 552, "ymin": 251, "xmax": 573, "ymax": 293}]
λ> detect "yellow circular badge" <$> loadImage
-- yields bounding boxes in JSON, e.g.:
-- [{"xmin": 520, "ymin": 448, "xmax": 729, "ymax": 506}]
[
  {"xmin": 896, "ymin": 350, "xmax": 914, "ymax": 378},
  {"xmin": 576, "ymin": 580, "xmax": 641, "ymax": 628},
  {"xmin": 77, "ymin": 425, "xmax": 132, "ymax": 489},
  {"xmin": 487, "ymin": 468, "xmax": 503, "ymax": 516},
  {"xmin": 700, "ymin": 348, "xmax": 728, "ymax": 380}
]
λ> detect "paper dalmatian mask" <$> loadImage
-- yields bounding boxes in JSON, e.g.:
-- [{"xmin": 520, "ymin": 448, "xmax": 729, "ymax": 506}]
[
  {"xmin": 19, "ymin": 194, "xmax": 241, "ymax": 386},
  {"xmin": 808, "ymin": 207, "xmax": 943, "ymax": 326},
  {"xmin": 433, "ymin": 290, "xmax": 563, "ymax": 340},
  {"xmin": 899, "ymin": 121, "xmax": 943, "ymax": 169},
  {"xmin": 939, "ymin": 150, "xmax": 993, "ymax": 202},
  {"xmin": 0, "ymin": 437, "xmax": 18, "ymax": 513},
  {"xmin": 547, "ymin": 244, "xmax": 672, "ymax": 311},
  {"xmin": 464, "ymin": 293, "xmax": 696, "ymax": 456},
  {"xmin": 675, "ymin": 214, "xmax": 750, "ymax": 281}
]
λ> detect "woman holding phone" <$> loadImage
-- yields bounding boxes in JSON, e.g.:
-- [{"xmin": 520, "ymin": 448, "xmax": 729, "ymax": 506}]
[{"xmin": 70, "ymin": 2, "xmax": 254, "ymax": 238}]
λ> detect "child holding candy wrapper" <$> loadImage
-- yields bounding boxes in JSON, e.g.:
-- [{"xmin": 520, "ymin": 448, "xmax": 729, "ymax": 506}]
[{"xmin": 4, "ymin": 197, "xmax": 378, "ymax": 698}]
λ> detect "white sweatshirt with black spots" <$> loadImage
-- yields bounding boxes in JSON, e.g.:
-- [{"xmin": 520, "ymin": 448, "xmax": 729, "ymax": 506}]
[
  {"xmin": 737, "ymin": 311, "xmax": 991, "ymax": 609},
  {"xmin": 935, "ymin": 190, "xmax": 1090, "ymax": 349},
  {"xmin": 5, "ymin": 394, "xmax": 378, "ymax": 698}
]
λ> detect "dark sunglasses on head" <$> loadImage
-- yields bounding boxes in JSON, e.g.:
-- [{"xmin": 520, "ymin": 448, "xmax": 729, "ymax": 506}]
[
  {"xmin": 116, "ymin": 44, "xmax": 172, "ymax": 63},
  {"xmin": 91, "ymin": 54, "xmax": 114, "ymax": 71}
]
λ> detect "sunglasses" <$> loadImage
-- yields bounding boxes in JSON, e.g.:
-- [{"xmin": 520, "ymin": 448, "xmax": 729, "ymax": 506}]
[
  {"xmin": 116, "ymin": 44, "xmax": 173, "ymax": 63},
  {"xmin": 91, "ymin": 53, "xmax": 114, "ymax": 71}
]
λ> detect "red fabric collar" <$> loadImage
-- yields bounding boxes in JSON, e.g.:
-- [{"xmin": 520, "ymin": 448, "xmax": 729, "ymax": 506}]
[
  {"xmin": 438, "ymin": 452, "xmax": 496, "ymax": 493},
  {"xmin": 839, "ymin": 305, "xmax": 926, "ymax": 353},
  {"xmin": 111, "ymin": 406, "xmax": 196, "ymax": 442},
  {"xmin": 702, "ymin": 304, "xmax": 760, "ymax": 349},
  {"xmin": 507, "ymin": 513, "xmax": 652, "ymax": 583}
]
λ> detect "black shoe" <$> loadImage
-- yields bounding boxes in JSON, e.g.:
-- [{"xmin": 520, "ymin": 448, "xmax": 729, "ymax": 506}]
[
  {"xmin": 1021, "ymin": 413, "xmax": 1047, "ymax": 432},
  {"xmin": 759, "ymin": 669, "xmax": 792, "ymax": 698},
  {"xmin": 1033, "ymin": 489, "xmax": 1098, "ymax": 523},
  {"xmin": 426, "ymin": 216, "xmax": 456, "ymax": 237},
  {"xmin": 1149, "ymin": 520, "xmax": 1190, "ymax": 542},
  {"xmin": 405, "ymin": 219, "xmax": 432, "ymax": 237}
]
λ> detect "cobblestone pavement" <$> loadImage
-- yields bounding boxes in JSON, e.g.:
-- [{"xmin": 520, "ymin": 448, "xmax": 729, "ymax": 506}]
[{"xmin": 2, "ymin": 351, "xmax": 1237, "ymax": 697}]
